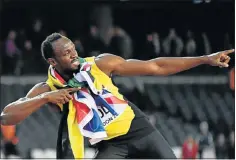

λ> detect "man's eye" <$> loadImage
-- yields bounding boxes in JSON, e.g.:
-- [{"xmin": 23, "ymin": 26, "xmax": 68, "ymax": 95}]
[{"xmin": 64, "ymin": 52, "xmax": 70, "ymax": 56}]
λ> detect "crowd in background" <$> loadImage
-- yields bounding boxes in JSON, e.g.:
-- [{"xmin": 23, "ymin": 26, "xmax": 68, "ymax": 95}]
[
  {"xmin": 180, "ymin": 121, "xmax": 234, "ymax": 159},
  {"xmin": 0, "ymin": 19, "xmax": 234, "ymax": 76},
  {"xmin": 0, "ymin": 1, "xmax": 235, "ymax": 159}
]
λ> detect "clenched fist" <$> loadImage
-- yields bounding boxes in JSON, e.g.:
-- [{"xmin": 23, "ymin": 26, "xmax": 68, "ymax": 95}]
[{"xmin": 43, "ymin": 88, "xmax": 80, "ymax": 104}]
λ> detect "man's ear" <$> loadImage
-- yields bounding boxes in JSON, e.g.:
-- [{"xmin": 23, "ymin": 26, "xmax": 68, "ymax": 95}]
[{"xmin": 47, "ymin": 58, "xmax": 57, "ymax": 66}]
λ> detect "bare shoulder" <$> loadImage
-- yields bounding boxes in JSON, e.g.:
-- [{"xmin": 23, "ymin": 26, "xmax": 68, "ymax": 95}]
[
  {"xmin": 96, "ymin": 53, "xmax": 114, "ymax": 59},
  {"xmin": 95, "ymin": 53, "xmax": 125, "ymax": 76},
  {"xmin": 96, "ymin": 53, "xmax": 124, "ymax": 61},
  {"xmin": 26, "ymin": 82, "xmax": 51, "ymax": 98}
]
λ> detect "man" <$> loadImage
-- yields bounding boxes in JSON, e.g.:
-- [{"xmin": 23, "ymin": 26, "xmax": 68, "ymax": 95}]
[
  {"xmin": 229, "ymin": 67, "xmax": 235, "ymax": 91},
  {"xmin": 182, "ymin": 135, "xmax": 198, "ymax": 159},
  {"xmin": 197, "ymin": 121, "xmax": 214, "ymax": 158},
  {"xmin": 0, "ymin": 33, "xmax": 234, "ymax": 159},
  {"xmin": 1, "ymin": 125, "xmax": 19, "ymax": 158}
]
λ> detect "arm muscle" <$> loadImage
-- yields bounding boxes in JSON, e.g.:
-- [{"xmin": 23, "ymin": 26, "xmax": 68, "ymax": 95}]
[{"xmin": 1, "ymin": 82, "xmax": 51, "ymax": 125}]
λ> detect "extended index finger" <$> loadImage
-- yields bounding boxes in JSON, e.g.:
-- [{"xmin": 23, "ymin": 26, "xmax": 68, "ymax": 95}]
[
  {"xmin": 66, "ymin": 87, "xmax": 81, "ymax": 93},
  {"xmin": 223, "ymin": 49, "xmax": 235, "ymax": 55}
]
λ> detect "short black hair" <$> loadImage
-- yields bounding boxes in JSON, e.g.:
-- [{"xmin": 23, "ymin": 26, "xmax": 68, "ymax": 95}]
[{"xmin": 41, "ymin": 33, "xmax": 63, "ymax": 61}]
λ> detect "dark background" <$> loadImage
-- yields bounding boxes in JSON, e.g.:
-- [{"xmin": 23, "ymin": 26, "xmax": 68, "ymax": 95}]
[{"xmin": 0, "ymin": 0, "xmax": 235, "ymax": 159}]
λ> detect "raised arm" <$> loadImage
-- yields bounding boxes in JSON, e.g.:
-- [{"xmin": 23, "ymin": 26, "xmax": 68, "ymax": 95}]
[
  {"xmin": 95, "ymin": 49, "xmax": 234, "ymax": 76},
  {"xmin": 0, "ymin": 82, "xmax": 80, "ymax": 125}
]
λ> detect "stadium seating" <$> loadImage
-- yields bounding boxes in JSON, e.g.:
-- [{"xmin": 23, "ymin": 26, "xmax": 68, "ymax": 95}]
[
  {"xmin": 119, "ymin": 83, "xmax": 234, "ymax": 147},
  {"xmin": 0, "ymin": 76, "xmax": 234, "ymax": 157}
]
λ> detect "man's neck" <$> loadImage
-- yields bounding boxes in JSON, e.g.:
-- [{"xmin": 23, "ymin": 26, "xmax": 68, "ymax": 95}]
[
  {"xmin": 55, "ymin": 69, "xmax": 74, "ymax": 82},
  {"xmin": 61, "ymin": 73, "xmax": 73, "ymax": 81}
]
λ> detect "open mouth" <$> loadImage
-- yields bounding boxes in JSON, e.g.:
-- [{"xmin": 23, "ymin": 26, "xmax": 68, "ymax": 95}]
[
  {"xmin": 71, "ymin": 58, "xmax": 80, "ymax": 66},
  {"xmin": 71, "ymin": 58, "xmax": 79, "ymax": 63}
]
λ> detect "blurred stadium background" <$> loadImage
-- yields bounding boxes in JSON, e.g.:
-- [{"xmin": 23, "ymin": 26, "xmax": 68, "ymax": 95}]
[{"xmin": 0, "ymin": 0, "xmax": 235, "ymax": 159}]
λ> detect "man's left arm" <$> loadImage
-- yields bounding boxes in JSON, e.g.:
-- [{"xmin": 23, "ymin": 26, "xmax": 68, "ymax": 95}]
[{"xmin": 96, "ymin": 49, "xmax": 234, "ymax": 76}]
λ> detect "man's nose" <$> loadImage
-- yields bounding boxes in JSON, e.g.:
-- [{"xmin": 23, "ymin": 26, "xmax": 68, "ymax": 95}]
[{"xmin": 70, "ymin": 52, "xmax": 77, "ymax": 59}]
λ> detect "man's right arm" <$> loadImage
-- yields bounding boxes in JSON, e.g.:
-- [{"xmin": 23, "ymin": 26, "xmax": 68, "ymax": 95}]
[
  {"xmin": 0, "ymin": 82, "xmax": 51, "ymax": 125},
  {"xmin": 0, "ymin": 82, "xmax": 81, "ymax": 126}
]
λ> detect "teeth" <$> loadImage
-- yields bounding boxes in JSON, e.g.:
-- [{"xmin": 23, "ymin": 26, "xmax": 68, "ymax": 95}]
[
  {"xmin": 72, "ymin": 61, "xmax": 79, "ymax": 65},
  {"xmin": 72, "ymin": 59, "xmax": 78, "ymax": 63}
]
